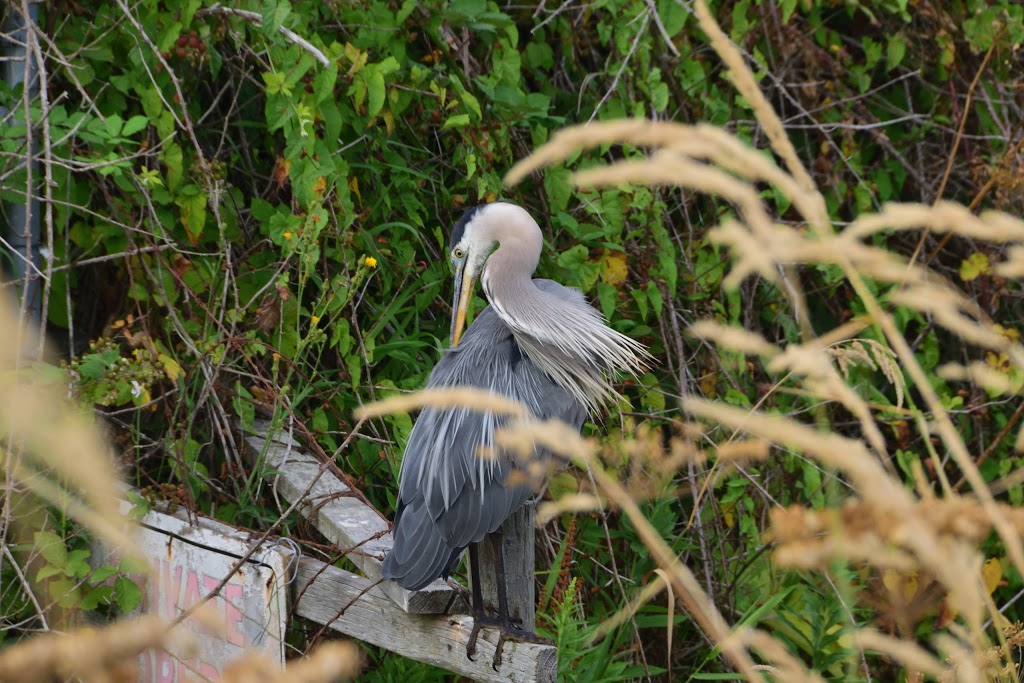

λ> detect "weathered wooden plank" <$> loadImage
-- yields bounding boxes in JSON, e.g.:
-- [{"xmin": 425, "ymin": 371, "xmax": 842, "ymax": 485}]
[
  {"xmin": 477, "ymin": 504, "xmax": 536, "ymax": 632},
  {"xmin": 294, "ymin": 557, "xmax": 556, "ymax": 683},
  {"xmin": 240, "ymin": 419, "xmax": 462, "ymax": 614}
]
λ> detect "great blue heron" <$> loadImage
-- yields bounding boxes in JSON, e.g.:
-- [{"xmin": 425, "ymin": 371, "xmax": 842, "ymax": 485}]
[{"xmin": 381, "ymin": 201, "xmax": 649, "ymax": 664}]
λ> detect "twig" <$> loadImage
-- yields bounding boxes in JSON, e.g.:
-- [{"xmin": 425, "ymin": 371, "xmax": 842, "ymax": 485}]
[
  {"xmin": 642, "ymin": 0, "xmax": 680, "ymax": 57},
  {"xmin": 196, "ymin": 7, "xmax": 330, "ymax": 67},
  {"xmin": 588, "ymin": 11, "xmax": 650, "ymax": 123},
  {"xmin": 933, "ymin": 44, "xmax": 996, "ymax": 204},
  {"xmin": 904, "ymin": 44, "xmax": 997, "ymax": 272}
]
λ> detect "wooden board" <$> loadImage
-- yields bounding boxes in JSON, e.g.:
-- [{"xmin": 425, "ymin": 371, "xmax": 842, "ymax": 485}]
[
  {"xmin": 294, "ymin": 557, "xmax": 556, "ymax": 683},
  {"xmin": 240, "ymin": 419, "xmax": 462, "ymax": 614},
  {"xmin": 102, "ymin": 502, "xmax": 291, "ymax": 682}
]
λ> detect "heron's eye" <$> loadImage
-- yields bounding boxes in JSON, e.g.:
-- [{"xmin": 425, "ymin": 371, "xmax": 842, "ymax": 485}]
[{"xmin": 453, "ymin": 248, "xmax": 465, "ymax": 259}]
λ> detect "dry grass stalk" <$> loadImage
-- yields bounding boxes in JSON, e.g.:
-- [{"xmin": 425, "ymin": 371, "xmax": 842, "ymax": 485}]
[
  {"xmin": 353, "ymin": 386, "xmax": 530, "ymax": 420},
  {"xmin": 849, "ymin": 630, "xmax": 947, "ymax": 679},
  {"xmin": 842, "ymin": 201, "xmax": 1024, "ymax": 243},
  {"xmin": 713, "ymin": 439, "xmax": 770, "ymax": 463},
  {"xmin": 683, "ymin": 399, "xmax": 907, "ymax": 508},
  {"xmin": 889, "ymin": 286, "xmax": 1009, "ymax": 350},
  {"xmin": 689, "ymin": 320, "xmax": 780, "ymax": 359},
  {"xmin": 0, "ymin": 615, "xmax": 185, "ymax": 682},
  {"xmin": 536, "ymin": 493, "xmax": 604, "ymax": 523},
  {"xmin": 767, "ymin": 344, "xmax": 895, "ymax": 470},
  {"xmin": 690, "ymin": 0, "xmax": 821, "ymax": 206},
  {"xmin": 938, "ymin": 361, "xmax": 1020, "ymax": 394},
  {"xmin": 590, "ymin": 568, "xmax": 670, "ymax": 644},
  {"xmin": 0, "ymin": 292, "xmax": 135, "ymax": 554},
  {"xmin": 728, "ymin": 628, "xmax": 827, "ymax": 683},
  {"xmin": 220, "ymin": 642, "xmax": 360, "ymax": 683},
  {"xmin": 0, "ymin": 613, "xmax": 360, "ymax": 683}
]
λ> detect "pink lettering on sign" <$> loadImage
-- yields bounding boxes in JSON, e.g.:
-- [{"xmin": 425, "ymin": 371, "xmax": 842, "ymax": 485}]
[
  {"xmin": 141, "ymin": 553, "xmax": 253, "ymax": 682},
  {"xmin": 223, "ymin": 583, "xmax": 245, "ymax": 647},
  {"xmin": 162, "ymin": 561, "xmax": 184, "ymax": 620}
]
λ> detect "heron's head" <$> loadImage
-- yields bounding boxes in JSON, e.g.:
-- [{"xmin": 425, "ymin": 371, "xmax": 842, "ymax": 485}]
[{"xmin": 447, "ymin": 202, "xmax": 539, "ymax": 347}]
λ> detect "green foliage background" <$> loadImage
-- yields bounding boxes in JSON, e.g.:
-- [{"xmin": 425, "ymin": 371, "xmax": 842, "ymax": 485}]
[{"xmin": 3, "ymin": 0, "xmax": 1024, "ymax": 679}]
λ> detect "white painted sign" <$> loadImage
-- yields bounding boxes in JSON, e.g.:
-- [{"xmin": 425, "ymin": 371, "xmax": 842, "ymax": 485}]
[{"xmin": 105, "ymin": 503, "xmax": 290, "ymax": 682}]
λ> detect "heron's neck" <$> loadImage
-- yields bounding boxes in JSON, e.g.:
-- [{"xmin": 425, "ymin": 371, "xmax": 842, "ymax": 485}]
[{"xmin": 481, "ymin": 225, "xmax": 542, "ymax": 292}]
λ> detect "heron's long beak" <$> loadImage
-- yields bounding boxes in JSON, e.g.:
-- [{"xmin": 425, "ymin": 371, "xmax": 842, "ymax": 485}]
[{"xmin": 450, "ymin": 264, "xmax": 474, "ymax": 348}]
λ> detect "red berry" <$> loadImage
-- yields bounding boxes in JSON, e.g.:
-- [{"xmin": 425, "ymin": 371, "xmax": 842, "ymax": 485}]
[{"xmin": 177, "ymin": 36, "xmax": 187, "ymax": 47}]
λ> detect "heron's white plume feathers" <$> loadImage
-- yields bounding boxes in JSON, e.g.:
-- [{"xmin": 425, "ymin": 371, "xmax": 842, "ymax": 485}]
[{"xmin": 485, "ymin": 273, "xmax": 649, "ymax": 410}]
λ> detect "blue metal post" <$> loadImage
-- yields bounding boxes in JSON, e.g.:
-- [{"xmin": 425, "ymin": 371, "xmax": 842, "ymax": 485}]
[{"xmin": 1, "ymin": 1, "xmax": 42, "ymax": 324}]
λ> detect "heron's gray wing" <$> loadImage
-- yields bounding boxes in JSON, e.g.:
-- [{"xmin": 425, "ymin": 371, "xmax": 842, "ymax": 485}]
[
  {"xmin": 381, "ymin": 490, "xmax": 464, "ymax": 590},
  {"xmin": 384, "ymin": 300, "xmax": 589, "ymax": 588}
]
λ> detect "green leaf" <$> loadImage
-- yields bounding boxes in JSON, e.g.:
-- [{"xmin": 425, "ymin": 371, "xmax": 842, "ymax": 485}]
[
  {"xmin": 50, "ymin": 578, "xmax": 81, "ymax": 608},
  {"xmin": 377, "ymin": 56, "xmax": 400, "ymax": 75},
  {"xmin": 137, "ymin": 87, "xmax": 163, "ymax": 121},
  {"xmin": 452, "ymin": 78, "xmax": 482, "ymax": 119},
  {"xmin": 261, "ymin": 0, "xmax": 292, "ymax": 37},
  {"xmin": 160, "ymin": 142, "xmax": 184, "ymax": 192},
  {"xmin": 79, "ymin": 585, "xmax": 114, "ymax": 611},
  {"xmin": 544, "ymin": 166, "xmax": 572, "ymax": 213},
  {"xmin": 312, "ymin": 407, "xmax": 329, "ymax": 433},
  {"xmin": 233, "ymin": 382, "xmax": 256, "ymax": 430},
  {"xmin": 121, "ymin": 115, "xmax": 149, "ymax": 137},
  {"xmin": 115, "ymin": 576, "xmax": 143, "ymax": 612},
  {"xmin": 960, "ymin": 252, "xmax": 991, "ymax": 281},
  {"xmin": 90, "ymin": 565, "xmax": 119, "ymax": 583},
  {"xmin": 175, "ymin": 190, "xmax": 208, "ymax": 241},
  {"xmin": 367, "ymin": 69, "xmax": 386, "ymax": 118},
  {"xmin": 779, "ymin": 0, "xmax": 798, "ymax": 22},
  {"xmin": 330, "ymin": 318, "xmax": 352, "ymax": 353},
  {"xmin": 441, "ymin": 113, "xmax": 470, "ymax": 129},
  {"xmin": 104, "ymin": 114, "xmax": 124, "ymax": 138},
  {"xmin": 646, "ymin": 280, "xmax": 663, "ymax": 317},
  {"xmin": 67, "ymin": 549, "xmax": 93, "ymax": 578},
  {"xmin": 448, "ymin": 0, "xmax": 487, "ymax": 21},
  {"xmin": 886, "ymin": 34, "xmax": 907, "ymax": 71},
  {"xmin": 651, "ymin": 81, "xmax": 669, "ymax": 113},
  {"xmin": 34, "ymin": 531, "xmax": 67, "ymax": 567},
  {"xmin": 36, "ymin": 564, "xmax": 65, "ymax": 582},
  {"xmin": 262, "ymin": 71, "xmax": 290, "ymax": 97}
]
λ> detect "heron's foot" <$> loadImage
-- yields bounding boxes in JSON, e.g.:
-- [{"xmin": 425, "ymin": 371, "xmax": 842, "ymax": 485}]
[
  {"xmin": 493, "ymin": 625, "xmax": 550, "ymax": 669},
  {"xmin": 465, "ymin": 616, "xmax": 551, "ymax": 670},
  {"xmin": 465, "ymin": 614, "xmax": 502, "ymax": 662}
]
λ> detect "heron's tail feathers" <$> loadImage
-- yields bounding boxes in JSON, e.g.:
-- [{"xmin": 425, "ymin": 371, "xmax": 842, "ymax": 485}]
[{"xmin": 382, "ymin": 495, "xmax": 463, "ymax": 591}]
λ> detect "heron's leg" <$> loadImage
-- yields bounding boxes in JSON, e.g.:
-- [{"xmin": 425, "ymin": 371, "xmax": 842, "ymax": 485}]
[
  {"xmin": 469, "ymin": 542, "xmax": 484, "ymax": 619},
  {"xmin": 465, "ymin": 531, "xmax": 551, "ymax": 669},
  {"xmin": 466, "ymin": 542, "xmax": 499, "ymax": 660},
  {"xmin": 487, "ymin": 529, "xmax": 550, "ymax": 669}
]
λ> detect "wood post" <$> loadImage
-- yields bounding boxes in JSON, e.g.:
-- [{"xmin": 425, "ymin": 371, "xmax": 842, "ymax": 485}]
[{"xmin": 477, "ymin": 503, "xmax": 536, "ymax": 631}]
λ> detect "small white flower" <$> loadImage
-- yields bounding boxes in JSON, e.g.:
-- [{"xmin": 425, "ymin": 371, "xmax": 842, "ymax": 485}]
[{"xmin": 131, "ymin": 380, "xmax": 143, "ymax": 398}]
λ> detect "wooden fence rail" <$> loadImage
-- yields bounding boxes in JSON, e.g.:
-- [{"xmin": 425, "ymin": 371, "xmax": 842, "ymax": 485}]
[{"xmin": 241, "ymin": 418, "xmax": 558, "ymax": 682}]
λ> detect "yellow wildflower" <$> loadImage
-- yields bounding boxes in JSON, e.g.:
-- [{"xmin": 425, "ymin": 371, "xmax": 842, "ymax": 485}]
[
  {"xmin": 311, "ymin": 315, "xmax": 320, "ymax": 325},
  {"xmin": 283, "ymin": 231, "xmax": 292, "ymax": 240},
  {"xmin": 364, "ymin": 256, "xmax": 378, "ymax": 268}
]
